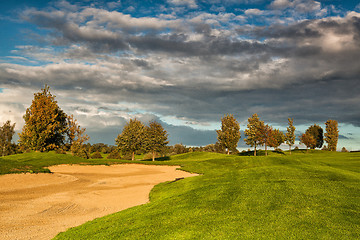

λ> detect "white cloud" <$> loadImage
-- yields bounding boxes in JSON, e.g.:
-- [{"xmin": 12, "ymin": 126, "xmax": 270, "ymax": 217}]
[
  {"xmin": 167, "ymin": 0, "xmax": 198, "ymax": 9},
  {"xmin": 244, "ymin": 9, "xmax": 264, "ymax": 15},
  {"xmin": 107, "ymin": 1, "xmax": 121, "ymax": 9},
  {"xmin": 270, "ymin": 0, "xmax": 321, "ymax": 14},
  {"xmin": 270, "ymin": 0, "xmax": 291, "ymax": 9}
]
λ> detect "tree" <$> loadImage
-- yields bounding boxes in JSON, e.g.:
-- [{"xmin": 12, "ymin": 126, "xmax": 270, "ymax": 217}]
[
  {"xmin": 324, "ymin": 119, "xmax": 339, "ymax": 151},
  {"xmin": 305, "ymin": 124, "xmax": 323, "ymax": 149},
  {"xmin": 285, "ymin": 118, "xmax": 296, "ymax": 155},
  {"xmin": 19, "ymin": 85, "xmax": 68, "ymax": 151},
  {"xmin": 299, "ymin": 133, "xmax": 316, "ymax": 152},
  {"xmin": 269, "ymin": 128, "xmax": 285, "ymax": 151},
  {"xmin": 172, "ymin": 144, "xmax": 188, "ymax": 155},
  {"xmin": 244, "ymin": 113, "xmax": 264, "ymax": 156},
  {"xmin": 116, "ymin": 118, "xmax": 145, "ymax": 160},
  {"xmin": 144, "ymin": 121, "xmax": 169, "ymax": 161},
  {"xmin": 67, "ymin": 115, "xmax": 90, "ymax": 159},
  {"xmin": 257, "ymin": 123, "xmax": 273, "ymax": 156},
  {"xmin": 0, "ymin": 120, "xmax": 16, "ymax": 157},
  {"xmin": 216, "ymin": 114, "xmax": 241, "ymax": 155}
]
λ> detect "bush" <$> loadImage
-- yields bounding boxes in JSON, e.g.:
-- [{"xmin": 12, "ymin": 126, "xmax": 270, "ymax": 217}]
[
  {"xmin": 91, "ymin": 151, "xmax": 103, "ymax": 159},
  {"xmin": 71, "ymin": 144, "xmax": 90, "ymax": 159},
  {"xmin": 55, "ymin": 148, "xmax": 66, "ymax": 154},
  {"xmin": 107, "ymin": 150, "xmax": 122, "ymax": 159},
  {"xmin": 122, "ymin": 153, "xmax": 133, "ymax": 160},
  {"xmin": 341, "ymin": 147, "xmax": 348, "ymax": 152}
]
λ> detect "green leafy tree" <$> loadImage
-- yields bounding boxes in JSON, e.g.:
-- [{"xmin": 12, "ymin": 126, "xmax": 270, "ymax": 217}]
[
  {"xmin": 91, "ymin": 151, "xmax": 103, "ymax": 159},
  {"xmin": 300, "ymin": 133, "xmax": 316, "ymax": 152},
  {"xmin": 116, "ymin": 118, "xmax": 145, "ymax": 160},
  {"xmin": 68, "ymin": 115, "xmax": 90, "ymax": 159},
  {"xmin": 244, "ymin": 114, "xmax": 264, "ymax": 156},
  {"xmin": 306, "ymin": 124, "xmax": 323, "ymax": 149},
  {"xmin": 0, "ymin": 120, "xmax": 16, "ymax": 157},
  {"xmin": 324, "ymin": 119, "xmax": 339, "ymax": 151},
  {"xmin": 19, "ymin": 85, "xmax": 68, "ymax": 151},
  {"xmin": 144, "ymin": 121, "xmax": 169, "ymax": 161},
  {"xmin": 172, "ymin": 144, "xmax": 188, "ymax": 155},
  {"xmin": 269, "ymin": 128, "xmax": 285, "ymax": 151},
  {"xmin": 285, "ymin": 118, "xmax": 296, "ymax": 155},
  {"xmin": 216, "ymin": 114, "xmax": 241, "ymax": 155}
]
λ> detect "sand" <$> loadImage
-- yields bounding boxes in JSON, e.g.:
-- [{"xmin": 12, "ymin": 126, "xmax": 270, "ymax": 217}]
[{"xmin": 0, "ymin": 164, "xmax": 197, "ymax": 240}]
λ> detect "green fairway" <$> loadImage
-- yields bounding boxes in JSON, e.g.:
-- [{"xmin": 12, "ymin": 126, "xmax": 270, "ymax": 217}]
[
  {"xmin": 1, "ymin": 151, "xmax": 360, "ymax": 239},
  {"xmin": 50, "ymin": 151, "xmax": 360, "ymax": 239}
]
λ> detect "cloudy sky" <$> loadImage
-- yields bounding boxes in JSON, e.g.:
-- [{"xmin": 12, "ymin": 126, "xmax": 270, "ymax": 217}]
[{"xmin": 0, "ymin": 0, "xmax": 359, "ymax": 150}]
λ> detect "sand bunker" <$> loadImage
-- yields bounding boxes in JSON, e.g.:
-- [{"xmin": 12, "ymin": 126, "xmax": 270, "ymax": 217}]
[{"xmin": 0, "ymin": 164, "xmax": 197, "ymax": 240}]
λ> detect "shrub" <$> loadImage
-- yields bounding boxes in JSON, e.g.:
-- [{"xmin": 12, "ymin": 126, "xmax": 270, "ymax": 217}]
[
  {"xmin": 107, "ymin": 150, "xmax": 122, "ymax": 159},
  {"xmin": 55, "ymin": 148, "xmax": 66, "ymax": 154},
  {"xmin": 91, "ymin": 151, "xmax": 103, "ymax": 159},
  {"xmin": 71, "ymin": 144, "xmax": 90, "ymax": 159},
  {"xmin": 341, "ymin": 147, "xmax": 348, "ymax": 152}
]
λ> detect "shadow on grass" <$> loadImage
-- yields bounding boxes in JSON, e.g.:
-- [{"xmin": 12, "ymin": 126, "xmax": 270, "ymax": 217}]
[
  {"xmin": 238, "ymin": 150, "xmax": 286, "ymax": 156},
  {"xmin": 142, "ymin": 156, "xmax": 171, "ymax": 162}
]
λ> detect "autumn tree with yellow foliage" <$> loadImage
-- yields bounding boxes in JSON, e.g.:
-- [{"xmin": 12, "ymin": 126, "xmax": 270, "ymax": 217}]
[
  {"xmin": 216, "ymin": 114, "xmax": 241, "ymax": 155},
  {"xmin": 19, "ymin": 85, "xmax": 68, "ymax": 151},
  {"xmin": 19, "ymin": 85, "xmax": 89, "ymax": 155}
]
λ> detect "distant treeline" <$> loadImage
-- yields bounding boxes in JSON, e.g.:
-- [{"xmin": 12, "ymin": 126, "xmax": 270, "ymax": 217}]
[{"xmin": 0, "ymin": 86, "xmax": 344, "ymax": 159}]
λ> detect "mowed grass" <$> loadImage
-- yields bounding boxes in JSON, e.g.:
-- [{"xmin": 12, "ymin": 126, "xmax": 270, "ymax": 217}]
[
  {"xmin": 0, "ymin": 151, "xmax": 130, "ymax": 175},
  {"xmin": 48, "ymin": 150, "xmax": 360, "ymax": 239}
]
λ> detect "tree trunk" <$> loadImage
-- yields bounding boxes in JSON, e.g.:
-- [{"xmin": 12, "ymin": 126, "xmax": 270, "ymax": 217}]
[
  {"xmin": 132, "ymin": 151, "xmax": 135, "ymax": 161},
  {"xmin": 2, "ymin": 144, "xmax": 5, "ymax": 157},
  {"xmin": 152, "ymin": 151, "xmax": 155, "ymax": 161},
  {"xmin": 254, "ymin": 144, "xmax": 257, "ymax": 156},
  {"xmin": 227, "ymin": 149, "xmax": 230, "ymax": 155},
  {"xmin": 289, "ymin": 145, "xmax": 291, "ymax": 155},
  {"xmin": 265, "ymin": 143, "xmax": 268, "ymax": 156}
]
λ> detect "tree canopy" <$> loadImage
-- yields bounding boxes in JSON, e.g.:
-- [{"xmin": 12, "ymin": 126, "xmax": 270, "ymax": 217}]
[
  {"xmin": 216, "ymin": 114, "xmax": 241, "ymax": 155},
  {"xmin": 144, "ymin": 121, "xmax": 169, "ymax": 161},
  {"xmin": 0, "ymin": 120, "xmax": 16, "ymax": 157},
  {"xmin": 244, "ymin": 114, "xmax": 264, "ymax": 156},
  {"xmin": 285, "ymin": 118, "xmax": 296, "ymax": 154},
  {"xmin": 268, "ymin": 128, "xmax": 285, "ymax": 151},
  {"xmin": 68, "ymin": 114, "xmax": 90, "ymax": 159},
  {"xmin": 257, "ymin": 123, "xmax": 273, "ymax": 156},
  {"xmin": 300, "ymin": 133, "xmax": 316, "ymax": 152},
  {"xmin": 324, "ymin": 119, "xmax": 339, "ymax": 151},
  {"xmin": 116, "ymin": 118, "xmax": 145, "ymax": 160},
  {"xmin": 19, "ymin": 85, "xmax": 68, "ymax": 151},
  {"xmin": 305, "ymin": 124, "xmax": 323, "ymax": 149}
]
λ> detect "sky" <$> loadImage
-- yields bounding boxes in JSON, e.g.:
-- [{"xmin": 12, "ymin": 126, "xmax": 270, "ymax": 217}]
[{"xmin": 0, "ymin": 0, "xmax": 359, "ymax": 150}]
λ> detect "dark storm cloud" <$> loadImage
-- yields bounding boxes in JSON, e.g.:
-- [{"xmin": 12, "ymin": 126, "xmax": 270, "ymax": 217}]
[
  {"xmin": 242, "ymin": 20, "xmax": 322, "ymax": 39},
  {"xmin": 339, "ymin": 135, "xmax": 350, "ymax": 140}
]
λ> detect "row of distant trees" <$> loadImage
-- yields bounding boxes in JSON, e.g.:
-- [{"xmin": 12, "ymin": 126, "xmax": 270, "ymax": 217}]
[
  {"xmin": 216, "ymin": 114, "xmax": 339, "ymax": 156},
  {"xmin": 0, "ymin": 86, "xmax": 341, "ymax": 159}
]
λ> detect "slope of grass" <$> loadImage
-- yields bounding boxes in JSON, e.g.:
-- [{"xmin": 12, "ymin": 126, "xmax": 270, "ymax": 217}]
[
  {"xmin": 0, "ymin": 151, "xmax": 128, "ymax": 175},
  {"xmin": 53, "ymin": 151, "xmax": 360, "ymax": 239}
]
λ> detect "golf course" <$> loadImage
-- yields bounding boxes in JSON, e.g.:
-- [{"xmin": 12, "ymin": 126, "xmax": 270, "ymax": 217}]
[{"xmin": 1, "ymin": 150, "xmax": 359, "ymax": 239}]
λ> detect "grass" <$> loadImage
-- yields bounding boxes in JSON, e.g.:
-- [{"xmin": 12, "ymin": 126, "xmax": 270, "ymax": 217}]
[
  {"xmin": 0, "ymin": 151, "xmax": 127, "ymax": 175},
  {"xmin": 53, "ymin": 150, "xmax": 360, "ymax": 239},
  {"xmin": 1, "ymin": 150, "xmax": 360, "ymax": 239}
]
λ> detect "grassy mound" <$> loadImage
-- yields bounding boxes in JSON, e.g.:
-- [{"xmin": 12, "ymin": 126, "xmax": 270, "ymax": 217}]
[
  {"xmin": 0, "ymin": 151, "xmax": 126, "ymax": 175},
  {"xmin": 52, "ymin": 151, "xmax": 360, "ymax": 239}
]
